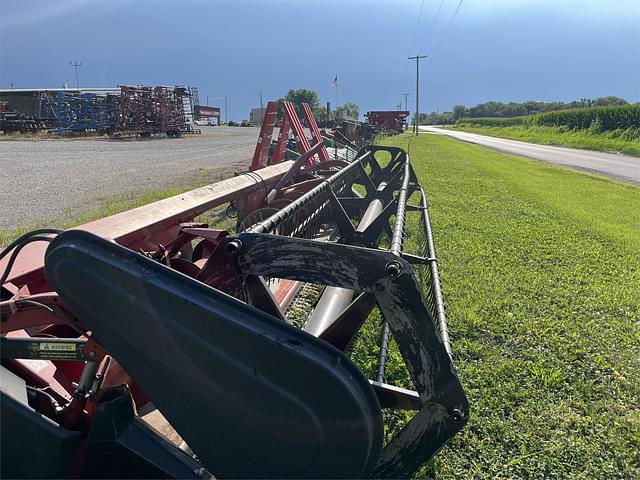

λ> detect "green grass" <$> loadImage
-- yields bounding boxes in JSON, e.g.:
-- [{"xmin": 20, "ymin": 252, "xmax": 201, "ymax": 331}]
[
  {"xmin": 373, "ymin": 133, "xmax": 640, "ymax": 478},
  {"xmin": 451, "ymin": 124, "xmax": 640, "ymax": 157}
]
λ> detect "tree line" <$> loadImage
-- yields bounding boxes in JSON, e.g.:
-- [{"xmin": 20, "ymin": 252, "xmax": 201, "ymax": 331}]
[
  {"xmin": 418, "ymin": 96, "xmax": 631, "ymax": 125},
  {"xmin": 277, "ymin": 89, "xmax": 359, "ymax": 122}
]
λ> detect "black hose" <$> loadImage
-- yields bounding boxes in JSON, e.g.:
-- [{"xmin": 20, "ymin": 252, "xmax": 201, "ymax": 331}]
[
  {"xmin": 0, "ymin": 229, "xmax": 62, "ymax": 261},
  {"xmin": 1, "ymin": 233, "xmax": 60, "ymax": 287}
]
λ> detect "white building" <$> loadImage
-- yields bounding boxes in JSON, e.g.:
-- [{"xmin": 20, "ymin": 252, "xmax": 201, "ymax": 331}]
[{"xmin": 250, "ymin": 107, "xmax": 266, "ymax": 125}]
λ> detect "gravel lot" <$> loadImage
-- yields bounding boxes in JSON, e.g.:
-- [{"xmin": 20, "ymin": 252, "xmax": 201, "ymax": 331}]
[{"xmin": 0, "ymin": 126, "xmax": 261, "ymax": 231}]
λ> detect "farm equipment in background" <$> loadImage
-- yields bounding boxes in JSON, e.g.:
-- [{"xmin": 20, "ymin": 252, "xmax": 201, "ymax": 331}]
[
  {"xmin": 0, "ymin": 110, "xmax": 45, "ymax": 133},
  {"xmin": 113, "ymin": 85, "xmax": 189, "ymax": 138},
  {"xmin": 323, "ymin": 120, "xmax": 381, "ymax": 151},
  {"xmin": 92, "ymin": 93, "xmax": 119, "ymax": 133},
  {"xmin": 114, "ymin": 85, "xmax": 153, "ymax": 136},
  {"xmin": 1, "ymin": 85, "xmax": 197, "ymax": 137},
  {"xmin": 252, "ymin": 100, "xmax": 361, "ymax": 166},
  {"xmin": 153, "ymin": 86, "xmax": 188, "ymax": 137},
  {"xmin": 0, "ymin": 100, "xmax": 46, "ymax": 133},
  {"xmin": 251, "ymin": 100, "xmax": 331, "ymax": 170},
  {"xmin": 39, "ymin": 92, "xmax": 119, "ymax": 134},
  {"xmin": 0, "ymin": 103, "xmax": 468, "ymax": 478},
  {"xmin": 366, "ymin": 110, "xmax": 410, "ymax": 135}
]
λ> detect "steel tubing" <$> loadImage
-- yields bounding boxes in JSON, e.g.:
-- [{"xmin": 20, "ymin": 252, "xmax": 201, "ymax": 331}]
[
  {"xmin": 389, "ymin": 156, "xmax": 411, "ymax": 256},
  {"xmin": 304, "ymin": 181, "xmax": 388, "ymax": 337},
  {"xmin": 248, "ymin": 151, "xmax": 370, "ymax": 235},
  {"xmin": 379, "ymin": 153, "xmax": 410, "ymax": 381},
  {"xmin": 418, "ymin": 185, "xmax": 452, "ymax": 358}
]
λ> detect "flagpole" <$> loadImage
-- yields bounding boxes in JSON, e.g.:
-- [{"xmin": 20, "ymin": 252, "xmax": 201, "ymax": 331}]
[
  {"xmin": 334, "ymin": 74, "xmax": 338, "ymax": 160},
  {"xmin": 335, "ymin": 73, "xmax": 338, "ymax": 113}
]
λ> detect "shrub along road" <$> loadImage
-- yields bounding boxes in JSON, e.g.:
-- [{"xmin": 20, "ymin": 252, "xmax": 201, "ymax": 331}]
[
  {"xmin": 375, "ymin": 133, "xmax": 639, "ymax": 478},
  {"xmin": 422, "ymin": 126, "xmax": 640, "ymax": 184}
]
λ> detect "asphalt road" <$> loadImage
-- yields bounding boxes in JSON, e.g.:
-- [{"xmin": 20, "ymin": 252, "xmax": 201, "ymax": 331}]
[
  {"xmin": 421, "ymin": 126, "xmax": 640, "ymax": 185},
  {"xmin": 0, "ymin": 126, "xmax": 261, "ymax": 231}
]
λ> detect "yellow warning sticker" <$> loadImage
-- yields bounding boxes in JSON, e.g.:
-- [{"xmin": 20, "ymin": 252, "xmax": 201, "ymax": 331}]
[{"xmin": 39, "ymin": 342, "xmax": 76, "ymax": 352}]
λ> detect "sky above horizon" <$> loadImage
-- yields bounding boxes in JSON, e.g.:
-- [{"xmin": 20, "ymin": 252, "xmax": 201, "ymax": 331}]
[{"xmin": 1, "ymin": 0, "xmax": 638, "ymax": 121}]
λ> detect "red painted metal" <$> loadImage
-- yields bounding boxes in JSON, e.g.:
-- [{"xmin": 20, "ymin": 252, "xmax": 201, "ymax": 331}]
[
  {"xmin": 281, "ymin": 101, "xmax": 314, "ymax": 162},
  {"xmin": 113, "ymin": 85, "xmax": 188, "ymax": 137},
  {"xmin": 302, "ymin": 103, "xmax": 330, "ymax": 163},
  {"xmin": 0, "ymin": 162, "xmax": 292, "ymax": 291},
  {"xmin": 366, "ymin": 110, "xmax": 410, "ymax": 134},
  {"xmin": 251, "ymin": 100, "xmax": 330, "ymax": 171},
  {"xmin": 250, "ymin": 101, "xmax": 279, "ymax": 170},
  {"xmin": 272, "ymin": 111, "xmax": 292, "ymax": 164}
]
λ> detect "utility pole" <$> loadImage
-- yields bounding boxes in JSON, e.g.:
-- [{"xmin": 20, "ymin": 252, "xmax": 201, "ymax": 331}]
[
  {"xmin": 402, "ymin": 92, "xmax": 411, "ymax": 112},
  {"xmin": 224, "ymin": 96, "xmax": 228, "ymax": 124},
  {"xmin": 259, "ymin": 91, "xmax": 263, "ymax": 111},
  {"xmin": 69, "ymin": 61, "xmax": 82, "ymax": 90},
  {"xmin": 408, "ymin": 55, "xmax": 427, "ymax": 135}
]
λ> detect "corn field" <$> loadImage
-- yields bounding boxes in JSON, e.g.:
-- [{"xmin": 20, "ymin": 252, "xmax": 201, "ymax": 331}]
[
  {"xmin": 457, "ymin": 105, "xmax": 640, "ymax": 132},
  {"xmin": 527, "ymin": 105, "xmax": 640, "ymax": 130},
  {"xmin": 455, "ymin": 116, "xmax": 526, "ymax": 127}
]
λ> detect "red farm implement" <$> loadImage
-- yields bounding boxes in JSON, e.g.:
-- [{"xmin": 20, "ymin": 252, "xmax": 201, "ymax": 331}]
[
  {"xmin": 366, "ymin": 110, "xmax": 410, "ymax": 135},
  {"xmin": 1, "ymin": 107, "xmax": 468, "ymax": 478},
  {"xmin": 251, "ymin": 100, "xmax": 331, "ymax": 171},
  {"xmin": 112, "ymin": 85, "xmax": 188, "ymax": 138}
]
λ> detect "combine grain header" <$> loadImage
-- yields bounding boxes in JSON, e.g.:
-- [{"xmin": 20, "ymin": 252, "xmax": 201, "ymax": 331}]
[{"xmin": 0, "ymin": 101, "xmax": 468, "ymax": 478}]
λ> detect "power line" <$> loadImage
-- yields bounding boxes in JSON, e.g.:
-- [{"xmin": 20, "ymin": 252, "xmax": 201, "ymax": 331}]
[
  {"xmin": 428, "ymin": 0, "xmax": 446, "ymax": 36},
  {"xmin": 420, "ymin": 0, "xmax": 446, "ymax": 52},
  {"xmin": 401, "ymin": 0, "xmax": 426, "ymax": 96},
  {"xmin": 408, "ymin": 0, "xmax": 426, "ymax": 57},
  {"xmin": 430, "ymin": 0, "xmax": 465, "ymax": 60}
]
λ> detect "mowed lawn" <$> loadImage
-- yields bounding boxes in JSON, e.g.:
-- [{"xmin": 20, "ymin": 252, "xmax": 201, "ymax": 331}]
[{"xmin": 381, "ymin": 134, "xmax": 640, "ymax": 479}]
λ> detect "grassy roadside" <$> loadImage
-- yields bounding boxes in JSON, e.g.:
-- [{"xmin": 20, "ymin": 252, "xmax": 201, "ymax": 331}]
[
  {"xmin": 450, "ymin": 124, "xmax": 640, "ymax": 157},
  {"xmin": 378, "ymin": 133, "xmax": 639, "ymax": 478}
]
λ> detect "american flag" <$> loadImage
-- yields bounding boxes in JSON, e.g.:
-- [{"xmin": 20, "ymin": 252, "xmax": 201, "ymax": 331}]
[{"xmin": 331, "ymin": 75, "xmax": 337, "ymax": 88}]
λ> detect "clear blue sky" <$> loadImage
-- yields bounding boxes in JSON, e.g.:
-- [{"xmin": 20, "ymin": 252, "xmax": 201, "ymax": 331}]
[{"xmin": 1, "ymin": 0, "xmax": 638, "ymax": 121}]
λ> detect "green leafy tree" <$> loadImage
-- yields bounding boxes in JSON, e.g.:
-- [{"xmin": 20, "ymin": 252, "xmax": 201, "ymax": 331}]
[
  {"xmin": 452, "ymin": 105, "xmax": 467, "ymax": 120},
  {"xmin": 281, "ymin": 89, "xmax": 320, "ymax": 123},
  {"xmin": 335, "ymin": 102, "xmax": 360, "ymax": 120},
  {"xmin": 285, "ymin": 88, "xmax": 320, "ymax": 109},
  {"xmin": 593, "ymin": 96, "xmax": 628, "ymax": 107},
  {"xmin": 453, "ymin": 97, "xmax": 631, "ymax": 119},
  {"xmin": 418, "ymin": 111, "xmax": 455, "ymax": 125}
]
